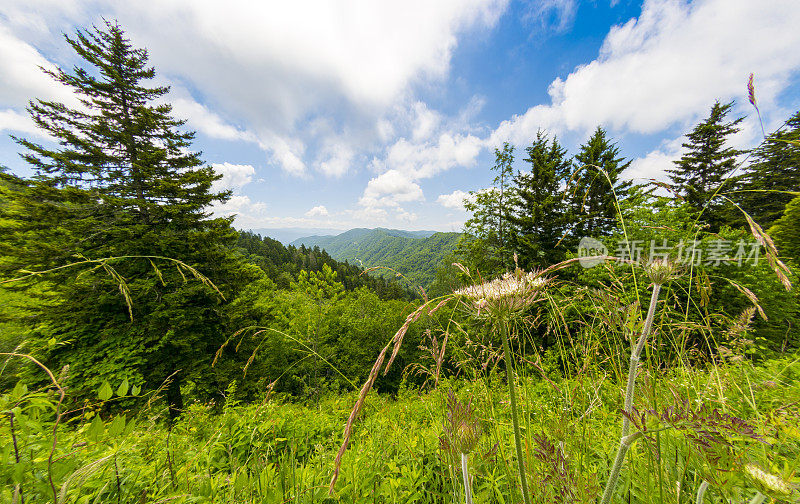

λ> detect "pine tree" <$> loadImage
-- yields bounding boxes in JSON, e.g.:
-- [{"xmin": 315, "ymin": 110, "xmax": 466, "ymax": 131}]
[
  {"xmin": 508, "ymin": 131, "xmax": 571, "ymax": 268},
  {"xmin": 570, "ymin": 127, "xmax": 631, "ymax": 238},
  {"xmin": 740, "ymin": 109, "xmax": 800, "ymax": 229},
  {"xmin": 1, "ymin": 21, "xmax": 240, "ymax": 417},
  {"xmin": 667, "ymin": 101, "xmax": 744, "ymax": 231}
]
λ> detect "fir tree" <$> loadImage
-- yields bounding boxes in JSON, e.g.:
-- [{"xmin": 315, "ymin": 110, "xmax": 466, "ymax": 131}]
[
  {"xmin": 1, "ymin": 21, "xmax": 241, "ymax": 418},
  {"xmin": 667, "ymin": 101, "xmax": 744, "ymax": 231},
  {"xmin": 740, "ymin": 109, "xmax": 800, "ymax": 228},
  {"xmin": 570, "ymin": 127, "xmax": 631, "ymax": 238},
  {"xmin": 508, "ymin": 131, "xmax": 571, "ymax": 268}
]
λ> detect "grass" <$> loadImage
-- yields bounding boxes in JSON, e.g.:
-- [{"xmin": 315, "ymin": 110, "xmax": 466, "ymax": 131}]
[{"xmin": 1, "ymin": 350, "xmax": 798, "ymax": 503}]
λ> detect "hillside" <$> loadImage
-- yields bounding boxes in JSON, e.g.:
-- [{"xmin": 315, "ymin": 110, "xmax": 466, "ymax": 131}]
[
  {"xmin": 290, "ymin": 228, "xmax": 461, "ymax": 289},
  {"xmin": 245, "ymin": 227, "xmax": 345, "ymax": 244}
]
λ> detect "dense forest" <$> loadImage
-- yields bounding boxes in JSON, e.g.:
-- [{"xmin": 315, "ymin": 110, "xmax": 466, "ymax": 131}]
[
  {"xmin": 290, "ymin": 228, "xmax": 462, "ymax": 290},
  {"xmin": 0, "ymin": 21, "xmax": 798, "ymax": 504}
]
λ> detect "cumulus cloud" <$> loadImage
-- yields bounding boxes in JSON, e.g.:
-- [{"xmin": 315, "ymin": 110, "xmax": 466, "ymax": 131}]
[
  {"xmin": 437, "ymin": 189, "xmax": 475, "ymax": 210},
  {"xmin": 211, "ymin": 163, "xmax": 256, "ymax": 191},
  {"xmin": 359, "ymin": 131, "xmax": 483, "ymax": 211},
  {"xmin": 0, "ymin": 0, "xmax": 508, "ymax": 178},
  {"xmin": 209, "ymin": 194, "xmax": 268, "ymax": 225},
  {"xmin": 357, "ymin": 98, "xmax": 486, "ymax": 220},
  {"xmin": 305, "ymin": 205, "xmax": 329, "ymax": 217},
  {"xmin": 411, "ymin": 102, "xmax": 442, "ymax": 142},
  {"xmin": 492, "ymin": 0, "xmax": 800, "ymax": 144},
  {"xmin": 317, "ymin": 143, "xmax": 353, "ymax": 177},
  {"xmin": 170, "ymin": 92, "xmax": 256, "ymax": 143},
  {"xmin": 0, "ymin": 108, "xmax": 44, "ymax": 137},
  {"xmin": 0, "ymin": 25, "xmax": 77, "ymax": 109},
  {"xmin": 360, "ymin": 169, "xmax": 425, "ymax": 209}
]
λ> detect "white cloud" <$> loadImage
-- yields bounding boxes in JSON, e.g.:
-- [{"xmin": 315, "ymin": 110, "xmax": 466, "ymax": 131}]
[
  {"xmin": 358, "ymin": 101, "xmax": 486, "ymax": 218},
  {"xmin": 318, "ymin": 143, "xmax": 353, "ymax": 177},
  {"xmin": 395, "ymin": 209, "xmax": 418, "ymax": 223},
  {"xmin": 0, "ymin": 0, "xmax": 508, "ymax": 179},
  {"xmin": 211, "ymin": 162, "xmax": 256, "ymax": 191},
  {"xmin": 0, "ymin": 108, "xmax": 43, "ymax": 137},
  {"xmin": 360, "ymin": 169, "xmax": 425, "ymax": 208},
  {"xmin": 171, "ymin": 93, "xmax": 255, "ymax": 143},
  {"xmin": 378, "ymin": 133, "xmax": 484, "ymax": 179},
  {"xmin": 305, "ymin": 205, "xmax": 329, "ymax": 217},
  {"xmin": 625, "ymin": 149, "xmax": 675, "ymax": 183},
  {"xmin": 437, "ymin": 189, "xmax": 475, "ymax": 210},
  {"xmin": 411, "ymin": 102, "xmax": 442, "ymax": 142},
  {"xmin": 492, "ymin": 0, "xmax": 800, "ymax": 144},
  {"xmin": 0, "ymin": 25, "xmax": 77, "ymax": 108}
]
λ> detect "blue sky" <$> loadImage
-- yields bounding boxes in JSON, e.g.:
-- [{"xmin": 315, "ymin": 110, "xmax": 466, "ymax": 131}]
[{"xmin": 2, "ymin": 0, "xmax": 799, "ymax": 232}]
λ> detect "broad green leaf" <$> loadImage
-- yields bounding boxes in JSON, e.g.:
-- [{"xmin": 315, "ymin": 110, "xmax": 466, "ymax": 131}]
[
  {"xmin": 97, "ymin": 381, "xmax": 113, "ymax": 401},
  {"xmin": 131, "ymin": 384, "xmax": 141, "ymax": 396},
  {"xmin": 87, "ymin": 414, "xmax": 104, "ymax": 441},
  {"xmin": 116, "ymin": 378, "xmax": 129, "ymax": 397},
  {"xmin": 108, "ymin": 415, "xmax": 125, "ymax": 437}
]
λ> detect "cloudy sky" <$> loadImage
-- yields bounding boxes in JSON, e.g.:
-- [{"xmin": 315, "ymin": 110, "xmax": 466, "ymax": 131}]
[{"xmin": 1, "ymin": 0, "xmax": 799, "ymax": 232}]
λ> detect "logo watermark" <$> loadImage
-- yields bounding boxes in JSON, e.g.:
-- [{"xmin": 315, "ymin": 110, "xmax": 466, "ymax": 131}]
[
  {"xmin": 578, "ymin": 238, "xmax": 761, "ymax": 268},
  {"xmin": 577, "ymin": 236, "xmax": 608, "ymax": 268}
]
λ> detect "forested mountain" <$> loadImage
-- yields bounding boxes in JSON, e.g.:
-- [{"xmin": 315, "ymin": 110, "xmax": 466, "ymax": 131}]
[
  {"xmin": 290, "ymin": 228, "xmax": 461, "ymax": 289},
  {"xmin": 246, "ymin": 227, "xmax": 344, "ymax": 244},
  {"xmin": 235, "ymin": 231, "xmax": 411, "ymax": 299}
]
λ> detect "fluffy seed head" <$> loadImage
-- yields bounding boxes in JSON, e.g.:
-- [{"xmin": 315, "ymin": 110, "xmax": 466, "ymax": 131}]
[
  {"xmin": 643, "ymin": 258, "xmax": 681, "ymax": 285},
  {"xmin": 744, "ymin": 464, "xmax": 794, "ymax": 498}
]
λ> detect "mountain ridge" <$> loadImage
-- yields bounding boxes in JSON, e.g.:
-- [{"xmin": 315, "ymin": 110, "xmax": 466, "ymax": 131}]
[{"xmin": 289, "ymin": 228, "xmax": 462, "ymax": 288}]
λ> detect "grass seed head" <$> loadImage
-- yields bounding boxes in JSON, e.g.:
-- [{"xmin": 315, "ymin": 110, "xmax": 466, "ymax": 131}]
[
  {"xmin": 441, "ymin": 390, "xmax": 481, "ymax": 457},
  {"xmin": 744, "ymin": 463, "xmax": 794, "ymax": 498}
]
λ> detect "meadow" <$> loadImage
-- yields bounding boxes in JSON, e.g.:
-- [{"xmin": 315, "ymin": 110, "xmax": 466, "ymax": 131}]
[{"xmin": 2, "ymin": 20, "xmax": 800, "ymax": 504}]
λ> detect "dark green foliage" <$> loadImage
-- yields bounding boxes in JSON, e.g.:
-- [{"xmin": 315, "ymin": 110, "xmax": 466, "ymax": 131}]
[
  {"xmin": 509, "ymin": 131, "xmax": 572, "ymax": 268},
  {"xmin": 217, "ymin": 265, "xmax": 422, "ymax": 401},
  {"xmin": 570, "ymin": 126, "xmax": 632, "ymax": 238},
  {"xmin": 740, "ymin": 110, "xmax": 800, "ymax": 228},
  {"xmin": 770, "ymin": 196, "xmax": 800, "ymax": 264},
  {"xmin": 0, "ymin": 22, "xmax": 242, "ymax": 416},
  {"xmin": 667, "ymin": 101, "xmax": 744, "ymax": 231}
]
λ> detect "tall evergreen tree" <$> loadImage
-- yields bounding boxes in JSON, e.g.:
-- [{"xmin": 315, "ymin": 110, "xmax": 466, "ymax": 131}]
[
  {"xmin": 740, "ymin": 109, "xmax": 800, "ymax": 228},
  {"xmin": 492, "ymin": 142, "xmax": 516, "ymax": 257},
  {"xmin": 508, "ymin": 131, "xmax": 571, "ymax": 268},
  {"xmin": 667, "ymin": 101, "xmax": 744, "ymax": 231},
  {"xmin": 570, "ymin": 127, "xmax": 631, "ymax": 238},
  {"xmin": 462, "ymin": 143, "xmax": 516, "ymax": 274},
  {"xmin": 1, "ymin": 22, "xmax": 241, "ymax": 417}
]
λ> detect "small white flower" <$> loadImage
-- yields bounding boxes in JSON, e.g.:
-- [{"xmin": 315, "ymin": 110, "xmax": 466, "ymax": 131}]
[{"xmin": 454, "ymin": 269, "xmax": 551, "ymax": 318}]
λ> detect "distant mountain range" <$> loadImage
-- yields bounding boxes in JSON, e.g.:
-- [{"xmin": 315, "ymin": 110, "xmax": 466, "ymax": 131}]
[
  {"xmin": 289, "ymin": 228, "xmax": 462, "ymax": 288},
  {"xmin": 245, "ymin": 227, "xmax": 345, "ymax": 244}
]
